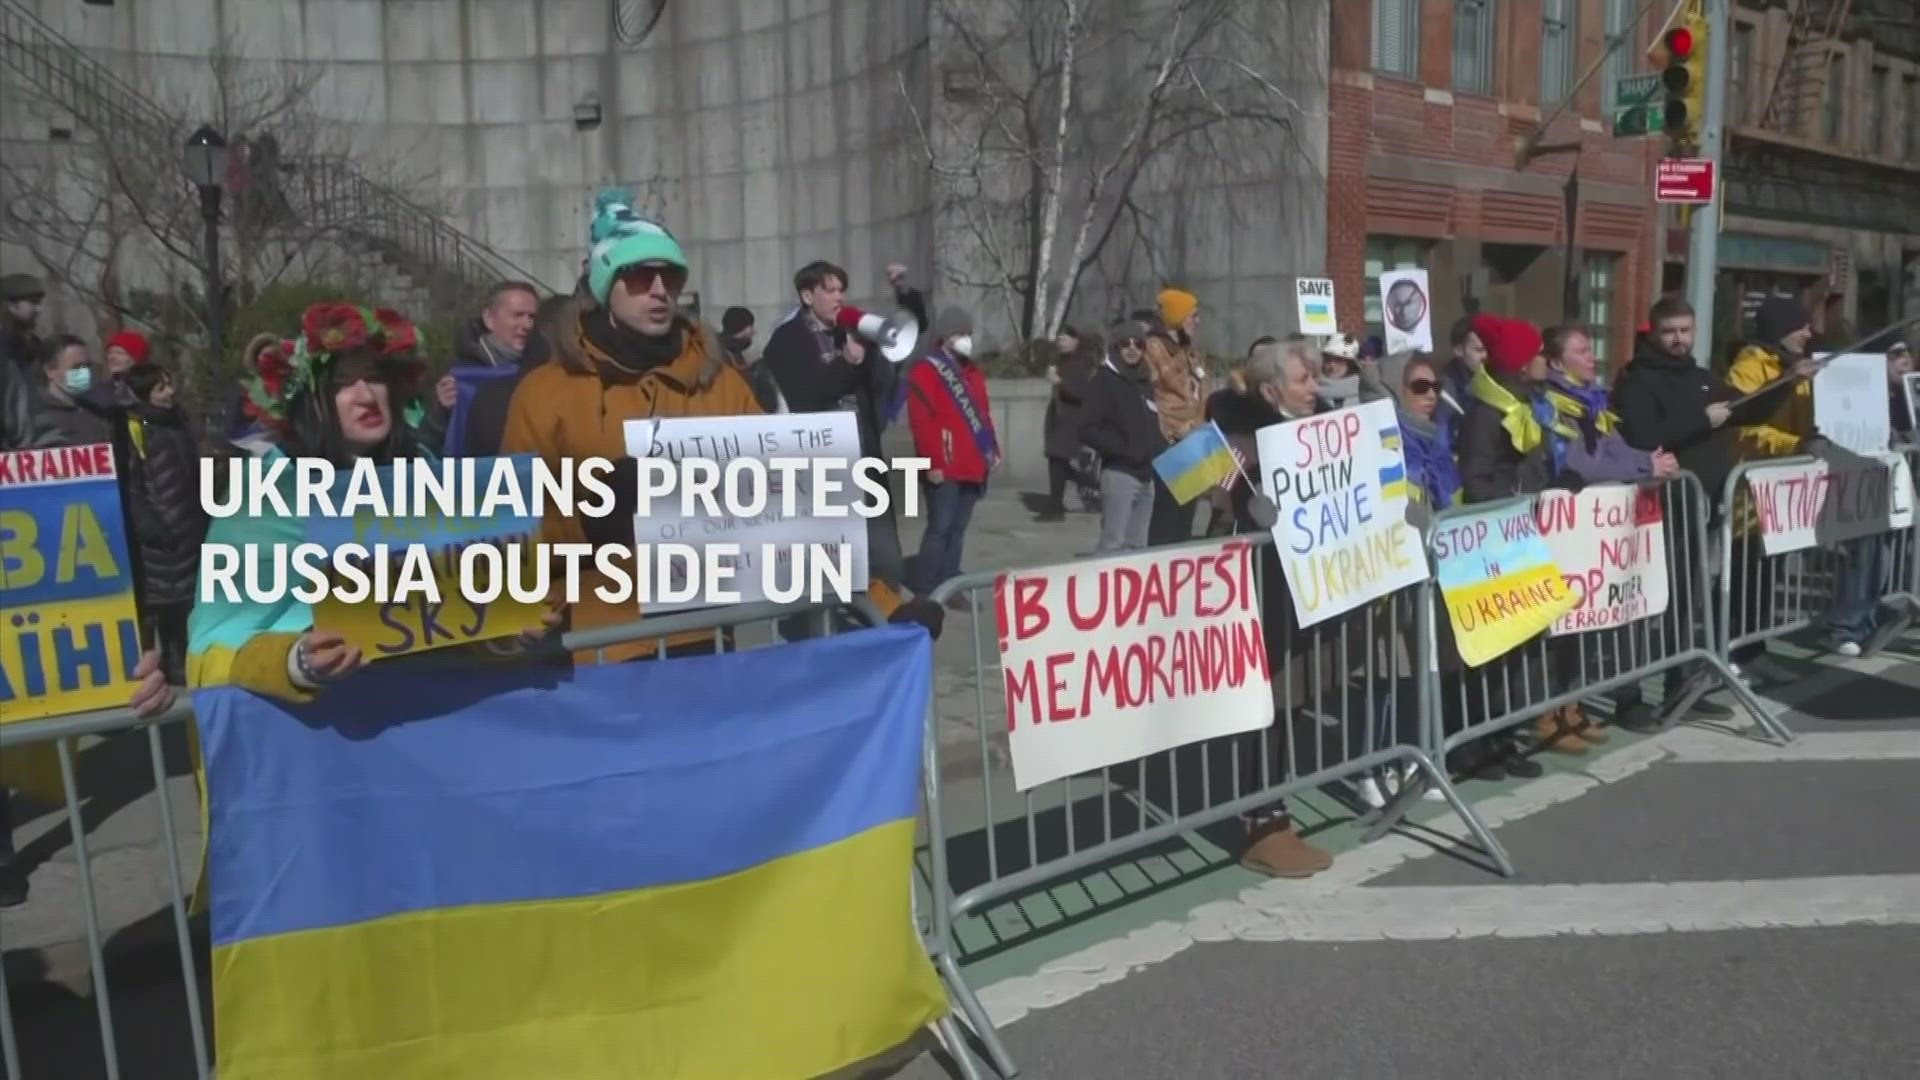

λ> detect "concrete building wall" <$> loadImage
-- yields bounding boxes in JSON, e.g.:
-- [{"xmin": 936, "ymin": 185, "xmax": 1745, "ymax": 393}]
[{"xmin": 8, "ymin": 0, "xmax": 932, "ymax": 326}]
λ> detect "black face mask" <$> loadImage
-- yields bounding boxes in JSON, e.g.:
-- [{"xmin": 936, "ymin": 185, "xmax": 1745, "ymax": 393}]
[{"xmin": 729, "ymin": 334, "xmax": 753, "ymax": 353}]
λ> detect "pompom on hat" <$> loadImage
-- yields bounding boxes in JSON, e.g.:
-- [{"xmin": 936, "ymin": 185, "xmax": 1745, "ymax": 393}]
[
  {"xmin": 1471, "ymin": 313, "xmax": 1544, "ymax": 377},
  {"xmin": 241, "ymin": 303, "xmax": 425, "ymax": 434},
  {"xmin": 585, "ymin": 186, "xmax": 689, "ymax": 305}
]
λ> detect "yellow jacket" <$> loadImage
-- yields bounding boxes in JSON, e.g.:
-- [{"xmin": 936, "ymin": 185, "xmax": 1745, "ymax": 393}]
[{"xmin": 1727, "ymin": 344, "xmax": 1813, "ymax": 463}]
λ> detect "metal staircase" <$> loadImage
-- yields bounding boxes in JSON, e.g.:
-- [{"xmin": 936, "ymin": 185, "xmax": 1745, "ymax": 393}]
[
  {"xmin": 1756, "ymin": 0, "xmax": 1855, "ymax": 138},
  {"xmin": 0, "ymin": 0, "xmax": 550, "ymax": 311}
]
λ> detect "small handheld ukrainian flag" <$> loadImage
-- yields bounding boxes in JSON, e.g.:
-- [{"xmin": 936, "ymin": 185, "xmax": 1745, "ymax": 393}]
[{"xmin": 1153, "ymin": 421, "xmax": 1241, "ymax": 505}]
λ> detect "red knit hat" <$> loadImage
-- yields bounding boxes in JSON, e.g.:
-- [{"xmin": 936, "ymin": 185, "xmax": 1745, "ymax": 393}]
[
  {"xmin": 1471, "ymin": 313, "xmax": 1542, "ymax": 377},
  {"xmin": 104, "ymin": 330, "xmax": 151, "ymax": 365}
]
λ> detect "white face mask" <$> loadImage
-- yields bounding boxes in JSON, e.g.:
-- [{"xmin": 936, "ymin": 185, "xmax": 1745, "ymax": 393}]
[{"xmin": 948, "ymin": 334, "xmax": 973, "ymax": 359}]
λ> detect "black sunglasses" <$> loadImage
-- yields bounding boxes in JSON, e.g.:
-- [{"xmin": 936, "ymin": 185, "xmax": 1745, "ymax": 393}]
[
  {"xmin": 1407, "ymin": 378, "xmax": 1440, "ymax": 394},
  {"xmin": 614, "ymin": 263, "xmax": 688, "ymax": 295},
  {"xmin": 1120, "ymin": 338, "xmax": 1144, "ymax": 349}
]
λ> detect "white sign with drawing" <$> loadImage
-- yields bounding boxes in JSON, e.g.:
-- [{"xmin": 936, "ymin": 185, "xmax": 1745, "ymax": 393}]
[
  {"xmin": 1378, "ymin": 268, "xmax": 1433, "ymax": 352},
  {"xmin": 1812, "ymin": 353, "xmax": 1890, "ymax": 453}
]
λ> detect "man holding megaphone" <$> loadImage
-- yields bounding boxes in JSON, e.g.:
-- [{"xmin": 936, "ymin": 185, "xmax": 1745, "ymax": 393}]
[{"xmin": 763, "ymin": 258, "xmax": 926, "ymax": 614}]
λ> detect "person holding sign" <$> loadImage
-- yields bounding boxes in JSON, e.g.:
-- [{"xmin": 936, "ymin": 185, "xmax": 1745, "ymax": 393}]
[
  {"xmin": 1726, "ymin": 296, "xmax": 1878, "ymax": 659},
  {"xmin": 500, "ymin": 191, "xmax": 768, "ymax": 663},
  {"xmin": 1143, "ymin": 288, "xmax": 1210, "ymax": 545},
  {"xmin": 1205, "ymin": 338, "xmax": 1334, "ymax": 879},
  {"xmin": 190, "ymin": 304, "xmax": 440, "ymax": 698}
]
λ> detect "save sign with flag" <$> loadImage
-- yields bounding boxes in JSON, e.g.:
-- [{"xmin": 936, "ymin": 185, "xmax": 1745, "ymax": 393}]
[
  {"xmin": 1257, "ymin": 401, "xmax": 1428, "ymax": 627},
  {"xmin": 195, "ymin": 626, "xmax": 946, "ymax": 1080}
]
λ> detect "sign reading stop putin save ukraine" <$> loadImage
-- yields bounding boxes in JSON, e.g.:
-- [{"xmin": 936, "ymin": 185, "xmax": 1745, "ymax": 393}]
[
  {"xmin": 1256, "ymin": 401, "xmax": 1428, "ymax": 628},
  {"xmin": 1434, "ymin": 501, "xmax": 1578, "ymax": 667},
  {"xmin": 0, "ymin": 445, "xmax": 142, "ymax": 723}
]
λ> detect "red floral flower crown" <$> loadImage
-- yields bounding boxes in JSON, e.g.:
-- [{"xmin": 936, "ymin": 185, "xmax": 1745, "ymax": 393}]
[{"xmin": 243, "ymin": 303, "xmax": 425, "ymax": 433}]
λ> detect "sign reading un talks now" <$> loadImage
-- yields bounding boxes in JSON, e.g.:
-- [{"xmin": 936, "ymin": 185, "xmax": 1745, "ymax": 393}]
[{"xmin": 1, "ymin": 445, "xmax": 143, "ymax": 724}]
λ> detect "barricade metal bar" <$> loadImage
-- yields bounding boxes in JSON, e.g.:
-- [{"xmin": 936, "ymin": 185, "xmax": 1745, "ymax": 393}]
[
  {"xmin": 56, "ymin": 736, "xmax": 120, "ymax": 1080},
  {"xmin": 147, "ymin": 723, "xmax": 211, "ymax": 1079},
  {"xmin": 1, "ymin": 913, "xmax": 20, "ymax": 1080},
  {"xmin": 919, "ymin": 534, "xmax": 1478, "ymax": 1078}
]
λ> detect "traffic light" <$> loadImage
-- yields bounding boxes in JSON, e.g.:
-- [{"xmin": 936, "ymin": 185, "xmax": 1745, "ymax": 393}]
[{"xmin": 1661, "ymin": 12, "xmax": 1708, "ymax": 151}]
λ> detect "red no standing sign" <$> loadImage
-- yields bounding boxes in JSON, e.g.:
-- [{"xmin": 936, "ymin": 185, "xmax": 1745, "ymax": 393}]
[{"xmin": 1656, "ymin": 157, "xmax": 1715, "ymax": 204}]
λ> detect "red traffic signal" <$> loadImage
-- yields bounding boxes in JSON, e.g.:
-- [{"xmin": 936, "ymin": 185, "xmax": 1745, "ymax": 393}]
[{"xmin": 1666, "ymin": 27, "xmax": 1695, "ymax": 59}]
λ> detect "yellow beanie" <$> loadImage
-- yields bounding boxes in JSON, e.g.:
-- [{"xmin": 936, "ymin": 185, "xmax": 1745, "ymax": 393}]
[{"xmin": 1158, "ymin": 287, "xmax": 1198, "ymax": 328}]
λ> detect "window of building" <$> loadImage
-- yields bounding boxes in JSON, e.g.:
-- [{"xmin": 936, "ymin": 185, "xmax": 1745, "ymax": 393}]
[
  {"xmin": 1728, "ymin": 23, "xmax": 1754, "ymax": 126},
  {"xmin": 1870, "ymin": 65, "xmax": 1890, "ymax": 155},
  {"xmin": 1821, "ymin": 53, "xmax": 1845, "ymax": 145},
  {"xmin": 1906, "ymin": 76, "xmax": 1919, "ymax": 161},
  {"xmin": 1454, "ymin": 0, "xmax": 1496, "ymax": 96},
  {"xmin": 1542, "ymin": 0, "xmax": 1577, "ymax": 104},
  {"xmin": 1364, "ymin": 237, "xmax": 1434, "ymax": 332},
  {"xmin": 1373, "ymin": 0, "xmax": 1421, "ymax": 79},
  {"xmin": 1603, "ymin": 0, "xmax": 1631, "ymax": 109},
  {"xmin": 1583, "ymin": 254, "xmax": 1619, "ymax": 377}
]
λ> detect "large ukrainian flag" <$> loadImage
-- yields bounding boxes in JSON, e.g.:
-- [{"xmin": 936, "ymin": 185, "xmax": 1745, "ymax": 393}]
[{"xmin": 195, "ymin": 625, "xmax": 946, "ymax": 1080}]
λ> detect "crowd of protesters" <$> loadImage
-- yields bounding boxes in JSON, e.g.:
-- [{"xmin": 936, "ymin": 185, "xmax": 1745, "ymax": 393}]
[{"xmin": 2, "ymin": 208, "xmax": 1916, "ymax": 899}]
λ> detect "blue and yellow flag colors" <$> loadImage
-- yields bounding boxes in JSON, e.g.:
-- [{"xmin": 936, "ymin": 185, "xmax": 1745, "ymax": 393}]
[
  {"xmin": 1152, "ymin": 421, "xmax": 1240, "ymax": 505},
  {"xmin": 196, "ymin": 625, "xmax": 947, "ymax": 1079},
  {"xmin": 1, "ymin": 444, "xmax": 142, "ymax": 725},
  {"xmin": 1377, "ymin": 425, "xmax": 1408, "ymax": 501}
]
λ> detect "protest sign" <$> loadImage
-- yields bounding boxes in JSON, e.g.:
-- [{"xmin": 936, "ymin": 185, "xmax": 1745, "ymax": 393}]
[
  {"xmin": 1534, "ymin": 486, "xmax": 1670, "ymax": 636},
  {"xmin": 1295, "ymin": 277, "xmax": 1338, "ymax": 336},
  {"xmin": 1256, "ymin": 401, "xmax": 1428, "ymax": 627},
  {"xmin": 625, "ymin": 412, "xmax": 870, "ymax": 613},
  {"xmin": 308, "ymin": 454, "xmax": 546, "ymax": 659},
  {"xmin": 1433, "ymin": 500, "xmax": 1578, "ymax": 667},
  {"xmin": 995, "ymin": 540, "xmax": 1272, "ymax": 791},
  {"xmin": 444, "ymin": 365, "xmax": 521, "ymax": 456},
  {"xmin": 1379, "ymin": 268, "xmax": 1433, "ymax": 352},
  {"xmin": 0, "ymin": 445, "xmax": 142, "ymax": 722},
  {"xmin": 1811, "ymin": 353, "xmax": 1890, "ymax": 453},
  {"xmin": 1744, "ymin": 451, "xmax": 1915, "ymax": 556}
]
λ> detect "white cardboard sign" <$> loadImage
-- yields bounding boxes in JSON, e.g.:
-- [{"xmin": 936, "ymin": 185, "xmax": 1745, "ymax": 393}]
[
  {"xmin": 622, "ymin": 412, "xmax": 870, "ymax": 612},
  {"xmin": 1378, "ymin": 268, "xmax": 1433, "ymax": 352},
  {"xmin": 1294, "ymin": 277, "xmax": 1338, "ymax": 336},
  {"xmin": 1535, "ymin": 486, "xmax": 1671, "ymax": 636},
  {"xmin": 1745, "ymin": 450, "xmax": 1915, "ymax": 556},
  {"xmin": 1812, "ymin": 353, "xmax": 1891, "ymax": 453},
  {"xmin": 1256, "ymin": 400, "xmax": 1430, "ymax": 628},
  {"xmin": 995, "ymin": 540, "xmax": 1273, "ymax": 791}
]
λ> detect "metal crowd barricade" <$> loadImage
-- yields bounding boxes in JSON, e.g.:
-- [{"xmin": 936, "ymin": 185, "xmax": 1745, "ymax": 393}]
[
  {"xmin": 920, "ymin": 534, "xmax": 1482, "ymax": 1080},
  {"xmin": 0, "ymin": 595, "xmax": 978, "ymax": 1080},
  {"xmin": 1718, "ymin": 450, "xmax": 1920, "ymax": 667},
  {"xmin": 1416, "ymin": 473, "xmax": 1789, "ymax": 879}
]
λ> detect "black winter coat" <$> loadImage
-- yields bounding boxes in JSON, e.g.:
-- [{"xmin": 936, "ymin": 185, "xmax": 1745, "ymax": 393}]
[
  {"xmin": 762, "ymin": 313, "xmax": 896, "ymax": 459},
  {"xmin": 124, "ymin": 404, "xmax": 206, "ymax": 608},
  {"xmin": 1076, "ymin": 357, "xmax": 1163, "ymax": 478},
  {"xmin": 1045, "ymin": 339, "xmax": 1101, "ymax": 460},
  {"xmin": 1458, "ymin": 395, "xmax": 1553, "ymax": 503},
  {"xmin": 1610, "ymin": 337, "xmax": 1794, "ymax": 514}
]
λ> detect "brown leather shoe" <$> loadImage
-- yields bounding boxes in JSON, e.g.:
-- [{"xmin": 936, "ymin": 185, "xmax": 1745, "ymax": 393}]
[
  {"xmin": 1240, "ymin": 818, "xmax": 1333, "ymax": 878},
  {"xmin": 1569, "ymin": 703, "xmax": 1610, "ymax": 744},
  {"xmin": 1533, "ymin": 707, "xmax": 1588, "ymax": 755}
]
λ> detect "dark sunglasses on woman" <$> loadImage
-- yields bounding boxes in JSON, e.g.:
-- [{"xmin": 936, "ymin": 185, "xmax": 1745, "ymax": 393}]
[{"xmin": 1407, "ymin": 378, "xmax": 1440, "ymax": 395}]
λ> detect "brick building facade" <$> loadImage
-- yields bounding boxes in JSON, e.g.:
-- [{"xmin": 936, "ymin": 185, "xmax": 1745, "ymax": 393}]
[{"xmin": 1328, "ymin": 0, "xmax": 1664, "ymax": 375}]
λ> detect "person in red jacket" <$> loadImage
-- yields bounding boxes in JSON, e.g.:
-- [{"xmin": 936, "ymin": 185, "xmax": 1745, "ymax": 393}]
[{"xmin": 905, "ymin": 306, "xmax": 998, "ymax": 604}]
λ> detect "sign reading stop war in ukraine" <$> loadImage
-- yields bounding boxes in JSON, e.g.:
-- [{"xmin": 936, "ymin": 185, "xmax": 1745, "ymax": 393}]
[
  {"xmin": 306, "ymin": 455, "xmax": 546, "ymax": 660},
  {"xmin": 1534, "ymin": 486, "xmax": 1670, "ymax": 636},
  {"xmin": 995, "ymin": 540, "xmax": 1273, "ymax": 791},
  {"xmin": 1745, "ymin": 451, "xmax": 1915, "ymax": 556},
  {"xmin": 0, "ymin": 445, "xmax": 142, "ymax": 722},
  {"xmin": 1257, "ymin": 401, "xmax": 1429, "ymax": 628},
  {"xmin": 1433, "ymin": 501, "xmax": 1578, "ymax": 667}
]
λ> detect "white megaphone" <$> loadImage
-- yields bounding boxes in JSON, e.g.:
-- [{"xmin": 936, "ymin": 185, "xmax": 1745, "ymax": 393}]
[{"xmin": 835, "ymin": 305, "xmax": 921, "ymax": 363}]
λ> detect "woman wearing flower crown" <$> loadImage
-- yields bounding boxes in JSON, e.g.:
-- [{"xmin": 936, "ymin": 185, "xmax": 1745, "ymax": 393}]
[{"xmin": 186, "ymin": 303, "xmax": 429, "ymax": 699}]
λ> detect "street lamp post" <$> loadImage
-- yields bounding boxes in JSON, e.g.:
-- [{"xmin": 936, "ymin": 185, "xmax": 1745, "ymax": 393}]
[{"xmin": 182, "ymin": 126, "xmax": 229, "ymax": 372}]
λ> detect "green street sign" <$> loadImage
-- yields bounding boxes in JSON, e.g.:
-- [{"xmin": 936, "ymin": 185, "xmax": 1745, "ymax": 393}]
[
  {"xmin": 1615, "ymin": 105, "xmax": 1667, "ymax": 137},
  {"xmin": 1612, "ymin": 72, "xmax": 1665, "ymax": 137}
]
